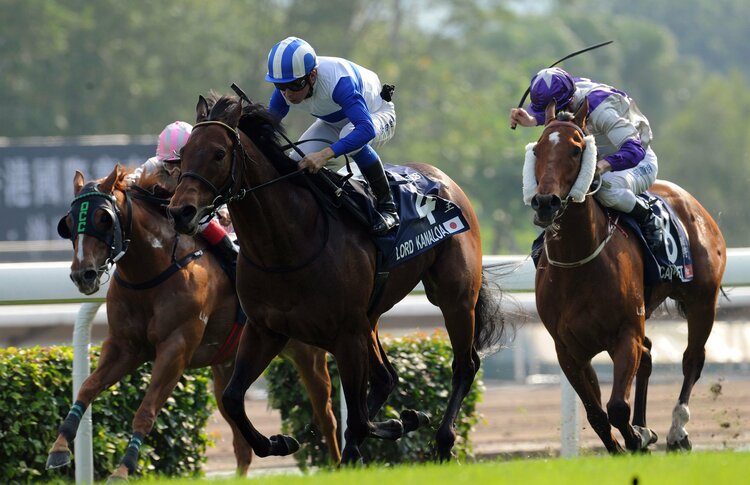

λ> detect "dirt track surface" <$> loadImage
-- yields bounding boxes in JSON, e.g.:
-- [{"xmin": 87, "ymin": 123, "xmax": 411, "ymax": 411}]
[{"xmin": 205, "ymin": 376, "xmax": 750, "ymax": 475}]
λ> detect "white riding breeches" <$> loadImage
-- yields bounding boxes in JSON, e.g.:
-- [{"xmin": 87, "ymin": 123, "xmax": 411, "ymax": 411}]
[
  {"xmin": 291, "ymin": 101, "xmax": 396, "ymax": 169},
  {"xmin": 595, "ymin": 147, "xmax": 658, "ymax": 212}
]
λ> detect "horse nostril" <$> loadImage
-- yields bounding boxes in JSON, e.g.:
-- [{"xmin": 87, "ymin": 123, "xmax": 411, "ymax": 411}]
[
  {"xmin": 531, "ymin": 195, "xmax": 540, "ymax": 211},
  {"xmin": 169, "ymin": 205, "xmax": 197, "ymax": 225},
  {"xmin": 83, "ymin": 269, "xmax": 98, "ymax": 283},
  {"xmin": 550, "ymin": 195, "xmax": 562, "ymax": 213}
]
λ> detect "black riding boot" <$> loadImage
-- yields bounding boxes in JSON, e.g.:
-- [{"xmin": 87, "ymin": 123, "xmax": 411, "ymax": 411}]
[
  {"xmin": 629, "ymin": 197, "xmax": 664, "ymax": 251},
  {"xmin": 209, "ymin": 235, "xmax": 239, "ymax": 283},
  {"xmin": 361, "ymin": 161, "xmax": 400, "ymax": 235}
]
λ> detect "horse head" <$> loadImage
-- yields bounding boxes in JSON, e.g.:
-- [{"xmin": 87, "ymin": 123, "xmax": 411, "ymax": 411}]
[
  {"xmin": 526, "ymin": 98, "xmax": 597, "ymax": 227},
  {"xmin": 168, "ymin": 95, "xmax": 244, "ymax": 235},
  {"xmin": 57, "ymin": 165, "xmax": 130, "ymax": 294}
]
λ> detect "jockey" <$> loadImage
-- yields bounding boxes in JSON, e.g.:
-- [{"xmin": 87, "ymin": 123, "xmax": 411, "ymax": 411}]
[
  {"xmin": 510, "ymin": 67, "xmax": 664, "ymax": 251},
  {"xmin": 129, "ymin": 121, "xmax": 238, "ymax": 271},
  {"xmin": 264, "ymin": 36, "xmax": 399, "ymax": 235}
]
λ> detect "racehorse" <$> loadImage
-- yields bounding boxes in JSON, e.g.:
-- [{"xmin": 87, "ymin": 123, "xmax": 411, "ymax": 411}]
[
  {"xmin": 166, "ymin": 94, "xmax": 507, "ymax": 463},
  {"xmin": 526, "ymin": 99, "xmax": 726, "ymax": 453},
  {"xmin": 48, "ymin": 164, "xmax": 340, "ymax": 481}
]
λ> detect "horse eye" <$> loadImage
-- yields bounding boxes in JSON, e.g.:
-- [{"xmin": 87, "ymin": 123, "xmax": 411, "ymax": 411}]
[
  {"xmin": 215, "ymin": 149, "xmax": 226, "ymax": 161},
  {"xmin": 97, "ymin": 210, "xmax": 113, "ymax": 227},
  {"xmin": 572, "ymin": 146, "xmax": 582, "ymax": 157}
]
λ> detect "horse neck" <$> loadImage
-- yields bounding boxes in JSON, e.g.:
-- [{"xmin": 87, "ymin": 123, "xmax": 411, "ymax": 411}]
[
  {"xmin": 544, "ymin": 196, "xmax": 610, "ymax": 261},
  {"xmin": 230, "ymin": 148, "xmax": 323, "ymax": 266},
  {"xmin": 116, "ymin": 197, "xmax": 188, "ymax": 280}
]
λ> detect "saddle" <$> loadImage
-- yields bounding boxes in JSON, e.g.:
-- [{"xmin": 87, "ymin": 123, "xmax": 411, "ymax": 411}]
[
  {"xmin": 531, "ymin": 193, "xmax": 693, "ymax": 286},
  {"xmin": 307, "ymin": 163, "xmax": 471, "ymax": 271}
]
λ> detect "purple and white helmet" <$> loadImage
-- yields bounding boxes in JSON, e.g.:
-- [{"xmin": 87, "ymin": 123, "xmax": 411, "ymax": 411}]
[
  {"xmin": 529, "ymin": 67, "xmax": 576, "ymax": 115},
  {"xmin": 265, "ymin": 37, "xmax": 318, "ymax": 83}
]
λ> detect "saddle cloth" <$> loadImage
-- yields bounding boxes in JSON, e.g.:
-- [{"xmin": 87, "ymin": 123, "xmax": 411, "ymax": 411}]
[
  {"xmin": 321, "ymin": 164, "xmax": 470, "ymax": 270},
  {"xmin": 531, "ymin": 193, "xmax": 693, "ymax": 285}
]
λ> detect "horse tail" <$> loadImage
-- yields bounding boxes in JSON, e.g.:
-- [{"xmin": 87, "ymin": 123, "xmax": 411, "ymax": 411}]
[{"xmin": 473, "ymin": 271, "xmax": 513, "ymax": 357}]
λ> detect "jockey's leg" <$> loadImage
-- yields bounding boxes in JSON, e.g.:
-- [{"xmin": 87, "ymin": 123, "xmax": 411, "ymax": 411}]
[
  {"xmin": 595, "ymin": 148, "xmax": 662, "ymax": 250},
  {"xmin": 355, "ymin": 146, "xmax": 400, "ymax": 235},
  {"xmin": 199, "ymin": 218, "xmax": 238, "ymax": 281}
]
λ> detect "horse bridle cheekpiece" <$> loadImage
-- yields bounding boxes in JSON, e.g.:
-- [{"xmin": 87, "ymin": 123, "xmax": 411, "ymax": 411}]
[{"xmin": 57, "ymin": 183, "xmax": 131, "ymax": 265}]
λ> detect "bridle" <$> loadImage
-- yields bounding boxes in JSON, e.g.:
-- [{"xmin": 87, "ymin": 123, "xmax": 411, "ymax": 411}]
[
  {"xmin": 178, "ymin": 120, "xmax": 304, "ymax": 220},
  {"xmin": 178, "ymin": 118, "xmax": 329, "ymax": 273},
  {"xmin": 536, "ymin": 120, "xmax": 614, "ymax": 268}
]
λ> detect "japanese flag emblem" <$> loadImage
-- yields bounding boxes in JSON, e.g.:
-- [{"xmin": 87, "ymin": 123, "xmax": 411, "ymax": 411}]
[{"xmin": 442, "ymin": 216, "xmax": 465, "ymax": 233}]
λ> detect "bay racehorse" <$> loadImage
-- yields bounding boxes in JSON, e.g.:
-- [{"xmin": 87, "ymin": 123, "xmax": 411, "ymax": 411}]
[
  {"xmin": 167, "ymin": 94, "xmax": 507, "ymax": 463},
  {"xmin": 48, "ymin": 164, "xmax": 340, "ymax": 480},
  {"xmin": 526, "ymin": 99, "xmax": 726, "ymax": 453}
]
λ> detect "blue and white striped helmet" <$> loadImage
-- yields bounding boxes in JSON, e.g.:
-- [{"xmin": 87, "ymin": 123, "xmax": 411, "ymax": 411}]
[{"xmin": 265, "ymin": 37, "xmax": 318, "ymax": 83}]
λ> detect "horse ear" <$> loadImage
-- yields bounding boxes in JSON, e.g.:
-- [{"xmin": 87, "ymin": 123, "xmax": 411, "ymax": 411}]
[
  {"xmin": 99, "ymin": 164, "xmax": 120, "ymax": 194},
  {"xmin": 225, "ymin": 98, "xmax": 242, "ymax": 128},
  {"xmin": 544, "ymin": 99, "xmax": 557, "ymax": 125},
  {"xmin": 196, "ymin": 95, "xmax": 209, "ymax": 123},
  {"xmin": 573, "ymin": 97, "xmax": 589, "ymax": 130},
  {"xmin": 73, "ymin": 170, "xmax": 85, "ymax": 195}
]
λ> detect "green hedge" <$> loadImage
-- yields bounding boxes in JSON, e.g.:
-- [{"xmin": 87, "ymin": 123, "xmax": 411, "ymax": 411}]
[
  {"xmin": 266, "ymin": 332, "xmax": 484, "ymax": 468},
  {"xmin": 0, "ymin": 346, "xmax": 215, "ymax": 484}
]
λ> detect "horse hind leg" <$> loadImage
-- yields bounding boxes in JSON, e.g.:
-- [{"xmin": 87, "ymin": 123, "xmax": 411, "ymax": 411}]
[
  {"xmin": 668, "ymin": 296, "xmax": 717, "ymax": 451},
  {"xmin": 211, "ymin": 360, "xmax": 253, "ymax": 475},
  {"xmin": 631, "ymin": 336, "xmax": 658, "ymax": 447}
]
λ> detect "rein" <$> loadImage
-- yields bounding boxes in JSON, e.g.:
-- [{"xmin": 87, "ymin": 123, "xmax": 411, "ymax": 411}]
[
  {"xmin": 544, "ymin": 214, "xmax": 619, "ymax": 268},
  {"xmin": 186, "ymin": 118, "xmax": 329, "ymax": 273}
]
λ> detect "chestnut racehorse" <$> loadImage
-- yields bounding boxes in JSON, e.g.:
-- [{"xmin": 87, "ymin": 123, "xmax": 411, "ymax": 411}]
[
  {"xmin": 527, "ymin": 99, "xmax": 726, "ymax": 453},
  {"xmin": 48, "ymin": 164, "xmax": 339, "ymax": 481},
  {"xmin": 167, "ymin": 95, "xmax": 507, "ymax": 463}
]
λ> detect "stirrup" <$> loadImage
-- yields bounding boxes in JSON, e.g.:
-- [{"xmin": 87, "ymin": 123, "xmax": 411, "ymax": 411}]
[{"xmin": 371, "ymin": 211, "xmax": 399, "ymax": 235}]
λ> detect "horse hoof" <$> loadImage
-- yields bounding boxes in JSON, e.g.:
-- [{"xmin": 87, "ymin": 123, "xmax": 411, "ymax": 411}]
[
  {"xmin": 46, "ymin": 450, "xmax": 71, "ymax": 469},
  {"xmin": 401, "ymin": 409, "xmax": 431, "ymax": 434},
  {"xmin": 269, "ymin": 434, "xmax": 300, "ymax": 456},
  {"xmin": 106, "ymin": 474, "xmax": 128, "ymax": 483},
  {"xmin": 667, "ymin": 435, "xmax": 692, "ymax": 452},
  {"xmin": 372, "ymin": 418, "xmax": 404, "ymax": 440},
  {"xmin": 297, "ymin": 423, "xmax": 320, "ymax": 444}
]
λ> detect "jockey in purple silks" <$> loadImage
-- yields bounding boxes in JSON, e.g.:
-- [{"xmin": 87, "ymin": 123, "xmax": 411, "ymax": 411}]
[{"xmin": 510, "ymin": 67, "xmax": 664, "ymax": 251}]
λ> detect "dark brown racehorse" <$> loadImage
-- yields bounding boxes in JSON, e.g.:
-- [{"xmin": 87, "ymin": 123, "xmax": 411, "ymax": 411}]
[
  {"xmin": 527, "ymin": 99, "xmax": 726, "ymax": 453},
  {"xmin": 48, "ymin": 164, "xmax": 339, "ymax": 481},
  {"xmin": 166, "ymin": 95, "xmax": 507, "ymax": 463}
]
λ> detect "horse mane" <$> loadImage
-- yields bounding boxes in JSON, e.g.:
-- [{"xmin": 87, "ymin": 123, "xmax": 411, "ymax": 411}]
[
  {"xmin": 205, "ymin": 93, "xmax": 300, "ymax": 176},
  {"xmin": 556, "ymin": 111, "xmax": 575, "ymax": 122}
]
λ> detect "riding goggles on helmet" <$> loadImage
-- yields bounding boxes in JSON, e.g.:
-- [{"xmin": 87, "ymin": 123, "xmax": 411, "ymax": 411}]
[{"xmin": 274, "ymin": 76, "xmax": 309, "ymax": 92}]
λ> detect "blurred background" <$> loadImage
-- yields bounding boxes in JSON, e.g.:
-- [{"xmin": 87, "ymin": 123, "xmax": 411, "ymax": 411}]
[
  {"xmin": 1, "ymin": 2, "xmax": 749, "ymax": 462},
  {"xmin": 2, "ymin": 0, "xmax": 749, "ymax": 255}
]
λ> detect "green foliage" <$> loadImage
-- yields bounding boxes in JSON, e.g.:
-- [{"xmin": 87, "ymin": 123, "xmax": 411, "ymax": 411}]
[
  {"xmin": 266, "ymin": 333, "xmax": 484, "ymax": 468},
  {"xmin": 1, "ymin": 0, "xmax": 748, "ymax": 247},
  {"xmin": 0, "ymin": 346, "xmax": 215, "ymax": 483}
]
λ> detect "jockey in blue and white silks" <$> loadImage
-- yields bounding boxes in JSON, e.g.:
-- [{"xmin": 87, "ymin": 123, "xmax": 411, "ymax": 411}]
[
  {"xmin": 510, "ymin": 67, "xmax": 663, "ymax": 251},
  {"xmin": 265, "ymin": 36, "xmax": 399, "ymax": 235}
]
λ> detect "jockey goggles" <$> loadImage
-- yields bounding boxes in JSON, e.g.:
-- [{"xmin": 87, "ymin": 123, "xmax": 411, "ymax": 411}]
[{"xmin": 274, "ymin": 76, "xmax": 309, "ymax": 92}]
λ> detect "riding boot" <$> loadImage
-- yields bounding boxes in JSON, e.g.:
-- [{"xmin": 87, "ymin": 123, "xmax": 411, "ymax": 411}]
[
  {"xmin": 629, "ymin": 197, "xmax": 664, "ymax": 252},
  {"xmin": 360, "ymin": 161, "xmax": 400, "ymax": 235},
  {"xmin": 210, "ymin": 234, "xmax": 239, "ymax": 283},
  {"xmin": 199, "ymin": 219, "xmax": 239, "ymax": 283}
]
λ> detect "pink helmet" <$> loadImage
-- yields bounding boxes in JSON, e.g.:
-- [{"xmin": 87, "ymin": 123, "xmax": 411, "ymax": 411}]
[{"xmin": 156, "ymin": 121, "xmax": 193, "ymax": 162}]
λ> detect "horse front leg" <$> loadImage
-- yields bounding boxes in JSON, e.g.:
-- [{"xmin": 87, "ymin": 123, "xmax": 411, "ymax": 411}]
[
  {"xmin": 555, "ymin": 343, "xmax": 625, "ymax": 454},
  {"xmin": 108, "ymin": 331, "xmax": 199, "ymax": 481},
  {"xmin": 283, "ymin": 339, "xmax": 341, "ymax": 464},
  {"xmin": 222, "ymin": 323, "xmax": 294, "ymax": 458},
  {"xmin": 607, "ymin": 329, "xmax": 657, "ymax": 452},
  {"xmin": 632, "ymin": 336, "xmax": 653, "ymax": 428},
  {"xmin": 46, "ymin": 338, "xmax": 143, "ymax": 470},
  {"xmin": 211, "ymin": 360, "xmax": 253, "ymax": 476}
]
